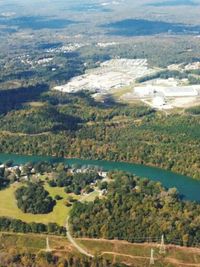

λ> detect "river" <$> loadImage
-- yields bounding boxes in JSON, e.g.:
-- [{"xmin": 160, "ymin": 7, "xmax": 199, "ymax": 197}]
[{"xmin": 0, "ymin": 153, "xmax": 199, "ymax": 202}]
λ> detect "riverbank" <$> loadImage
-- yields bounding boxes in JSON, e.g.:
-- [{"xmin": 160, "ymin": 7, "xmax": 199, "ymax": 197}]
[{"xmin": 0, "ymin": 153, "xmax": 200, "ymax": 202}]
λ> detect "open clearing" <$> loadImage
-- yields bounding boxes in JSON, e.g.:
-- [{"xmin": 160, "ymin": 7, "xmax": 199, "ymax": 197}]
[
  {"xmin": 1, "ymin": 233, "xmax": 200, "ymax": 266},
  {"xmin": 78, "ymin": 239, "xmax": 200, "ymax": 266},
  {"xmin": 0, "ymin": 183, "xmax": 72, "ymax": 225},
  {"xmin": 0, "ymin": 232, "xmax": 77, "ymax": 255},
  {"xmin": 0, "ymin": 181, "xmax": 101, "ymax": 226}
]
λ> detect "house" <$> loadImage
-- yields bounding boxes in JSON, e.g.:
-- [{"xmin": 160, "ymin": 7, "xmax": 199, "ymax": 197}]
[{"xmin": 98, "ymin": 171, "xmax": 107, "ymax": 178}]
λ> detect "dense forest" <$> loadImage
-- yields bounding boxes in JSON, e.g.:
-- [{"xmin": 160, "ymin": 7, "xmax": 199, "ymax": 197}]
[
  {"xmin": 186, "ymin": 105, "xmax": 200, "ymax": 115},
  {"xmin": 0, "ymin": 217, "xmax": 66, "ymax": 235},
  {"xmin": 0, "ymin": 105, "xmax": 81, "ymax": 134},
  {"xmin": 0, "ymin": 50, "xmax": 85, "ymax": 91},
  {"xmin": 0, "ymin": 92, "xmax": 199, "ymax": 179},
  {"xmin": 79, "ymin": 37, "xmax": 200, "ymax": 68},
  {"xmin": 70, "ymin": 171, "xmax": 200, "ymax": 247},
  {"xmin": 0, "ymin": 250, "xmax": 127, "ymax": 267},
  {"xmin": 0, "ymin": 84, "xmax": 48, "ymax": 114},
  {"xmin": 15, "ymin": 183, "xmax": 56, "ymax": 214},
  {"xmin": 136, "ymin": 70, "xmax": 188, "ymax": 83},
  {"xmin": 136, "ymin": 68, "xmax": 200, "ymax": 85},
  {"xmin": 49, "ymin": 171, "xmax": 102, "ymax": 195}
]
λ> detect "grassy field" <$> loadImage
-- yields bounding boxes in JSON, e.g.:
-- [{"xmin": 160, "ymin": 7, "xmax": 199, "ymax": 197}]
[
  {"xmin": 0, "ymin": 232, "xmax": 200, "ymax": 266},
  {"xmin": 0, "ymin": 180, "xmax": 100, "ymax": 226},
  {"xmin": 78, "ymin": 239, "xmax": 200, "ymax": 267},
  {"xmin": 0, "ymin": 183, "xmax": 73, "ymax": 226},
  {"xmin": 26, "ymin": 101, "xmax": 46, "ymax": 107},
  {"xmin": 80, "ymin": 190, "xmax": 100, "ymax": 202},
  {"xmin": 0, "ymin": 232, "xmax": 77, "ymax": 255},
  {"xmin": 1, "ymin": 181, "xmax": 199, "ymax": 266},
  {"xmin": 1, "ymin": 233, "xmax": 200, "ymax": 267}
]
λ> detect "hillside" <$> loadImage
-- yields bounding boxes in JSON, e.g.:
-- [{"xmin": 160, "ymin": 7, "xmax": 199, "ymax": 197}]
[{"xmin": 0, "ymin": 92, "xmax": 199, "ymax": 178}]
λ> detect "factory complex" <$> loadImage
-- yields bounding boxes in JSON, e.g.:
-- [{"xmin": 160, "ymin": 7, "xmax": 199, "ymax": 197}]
[
  {"xmin": 53, "ymin": 59, "xmax": 155, "ymax": 94},
  {"xmin": 53, "ymin": 58, "xmax": 200, "ymax": 110}
]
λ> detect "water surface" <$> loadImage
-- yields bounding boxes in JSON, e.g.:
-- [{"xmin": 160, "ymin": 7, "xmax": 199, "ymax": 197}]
[{"xmin": 0, "ymin": 153, "xmax": 199, "ymax": 202}]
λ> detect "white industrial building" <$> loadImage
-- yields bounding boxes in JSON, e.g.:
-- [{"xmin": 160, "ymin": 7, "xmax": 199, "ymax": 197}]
[
  {"xmin": 152, "ymin": 96, "xmax": 166, "ymax": 107},
  {"xmin": 134, "ymin": 86, "xmax": 155, "ymax": 96},
  {"xmin": 134, "ymin": 85, "xmax": 199, "ymax": 97},
  {"xmin": 162, "ymin": 86, "xmax": 198, "ymax": 97}
]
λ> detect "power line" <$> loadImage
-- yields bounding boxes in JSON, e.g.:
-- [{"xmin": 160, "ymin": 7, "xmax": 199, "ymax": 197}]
[
  {"xmin": 46, "ymin": 237, "xmax": 51, "ymax": 252},
  {"xmin": 159, "ymin": 235, "xmax": 166, "ymax": 254},
  {"xmin": 150, "ymin": 249, "xmax": 155, "ymax": 265}
]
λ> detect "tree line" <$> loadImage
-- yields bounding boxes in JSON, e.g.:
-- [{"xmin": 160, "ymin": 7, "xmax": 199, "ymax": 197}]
[
  {"xmin": 0, "ymin": 217, "xmax": 66, "ymax": 236},
  {"xmin": 70, "ymin": 171, "xmax": 200, "ymax": 247},
  {"xmin": 0, "ymin": 91, "xmax": 199, "ymax": 179}
]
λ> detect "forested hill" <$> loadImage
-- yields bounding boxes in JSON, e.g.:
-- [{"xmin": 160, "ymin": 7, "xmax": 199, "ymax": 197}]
[
  {"xmin": 0, "ymin": 91, "xmax": 199, "ymax": 179},
  {"xmin": 70, "ymin": 171, "xmax": 200, "ymax": 246},
  {"xmin": 0, "ymin": 84, "xmax": 48, "ymax": 114}
]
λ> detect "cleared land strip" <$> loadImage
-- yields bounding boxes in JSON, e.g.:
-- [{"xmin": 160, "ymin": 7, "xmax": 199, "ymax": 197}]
[
  {"xmin": 0, "ymin": 130, "xmax": 50, "ymax": 136},
  {"xmin": 166, "ymin": 257, "xmax": 200, "ymax": 267},
  {"xmin": 101, "ymin": 252, "xmax": 200, "ymax": 267},
  {"xmin": 101, "ymin": 251, "xmax": 152, "ymax": 259},
  {"xmin": 1, "ymin": 231, "xmax": 200, "ymax": 265},
  {"xmin": 77, "ymin": 238, "xmax": 200, "ymax": 252}
]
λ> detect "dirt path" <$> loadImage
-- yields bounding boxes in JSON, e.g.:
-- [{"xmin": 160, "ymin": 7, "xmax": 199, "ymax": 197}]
[
  {"xmin": 101, "ymin": 252, "xmax": 200, "ymax": 266},
  {"xmin": 64, "ymin": 191, "xmax": 98, "ymax": 257},
  {"xmin": 65, "ymin": 216, "xmax": 94, "ymax": 258},
  {"xmin": 101, "ymin": 251, "xmax": 151, "ymax": 260},
  {"xmin": 78, "ymin": 238, "xmax": 200, "ymax": 253},
  {"xmin": 166, "ymin": 257, "xmax": 200, "ymax": 267},
  {"xmin": 1, "ymin": 231, "xmax": 200, "ymax": 265}
]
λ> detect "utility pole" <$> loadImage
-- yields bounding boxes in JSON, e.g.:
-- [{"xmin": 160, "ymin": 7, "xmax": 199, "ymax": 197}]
[
  {"xmin": 159, "ymin": 235, "xmax": 166, "ymax": 254},
  {"xmin": 46, "ymin": 237, "xmax": 51, "ymax": 252},
  {"xmin": 150, "ymin": 249, "xmax": 155, "ymax": 265}
]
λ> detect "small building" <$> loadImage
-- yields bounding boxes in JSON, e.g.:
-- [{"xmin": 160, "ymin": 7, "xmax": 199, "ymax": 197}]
[
  {"xmin": 152, "ymin": 96, "xmax": 166, "ymax": 107},
  {"xmin": 98, "ymin": 171, "xmax": 107, "ymax": 178},
  {"xmin": 134, "ymin": 86, "xmax": 155, "ymax": 97}
]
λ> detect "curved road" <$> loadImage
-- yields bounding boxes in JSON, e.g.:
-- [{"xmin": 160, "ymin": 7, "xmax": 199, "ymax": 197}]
[{"xmin": 66, "ymin": 216, "xmax": 94, "ymax": 258}]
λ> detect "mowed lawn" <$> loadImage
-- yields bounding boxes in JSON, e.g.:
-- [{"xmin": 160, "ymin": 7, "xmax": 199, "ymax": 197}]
[{"xmin": 0, "ymin": 183, "xmax": 74, "ymax": 226}]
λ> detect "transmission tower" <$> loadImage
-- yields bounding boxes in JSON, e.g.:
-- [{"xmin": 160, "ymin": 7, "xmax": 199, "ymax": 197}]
[
  {"xmin": 159, "ymin": 235, "xmax": 166, "ymax": 254},
  {"xmin": 46, "ymin": 237, "xmax": 51, "ymax": 252},
  {"xmin": 150, "ymin": 249, "xmax": 155, "ymax": 265}
]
